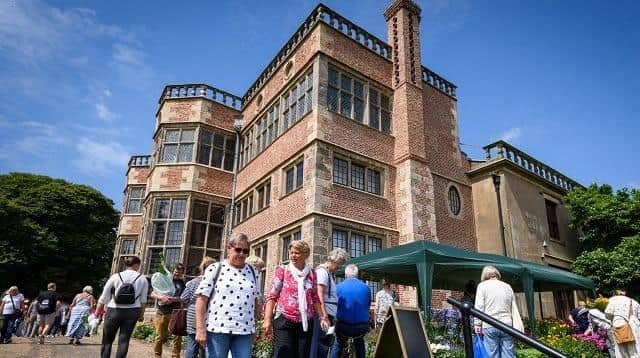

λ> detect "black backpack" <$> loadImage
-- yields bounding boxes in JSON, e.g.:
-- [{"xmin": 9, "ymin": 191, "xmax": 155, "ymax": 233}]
[{"xmin": 114, "ymin": 273, "xmax": 142, "ymax": 304}]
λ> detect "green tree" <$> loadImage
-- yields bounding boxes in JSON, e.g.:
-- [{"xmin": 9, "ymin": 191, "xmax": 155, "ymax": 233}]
[
  {"xmin": 565, "ymin": 184, "xmax": 640, "ymax": 295},
  {"xmin": 0, "ymin": 172, "xmax": 119, "ymax": 301}
]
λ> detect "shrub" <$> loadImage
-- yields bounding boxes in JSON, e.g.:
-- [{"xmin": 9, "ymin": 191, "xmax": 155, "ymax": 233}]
[{"xmin": 131, "ymin": 322, "xmax": 176, "ymax": 344}]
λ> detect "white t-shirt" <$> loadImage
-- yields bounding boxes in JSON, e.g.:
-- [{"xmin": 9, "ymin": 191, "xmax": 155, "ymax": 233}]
[
  {"xmin": 474, "ymin": 279, "xmax": 514, "ymax": 330},
  {"xmin": 98, "ymin": 269, "xmax": 149, "ymax": 308},
  {"xmin": 2, "ymin": 293, "xmax": 24, "ymax": 315},
  {"xmin": 195, "ymin": 261, "xmax": 259, "ymax": 335},
  {"xmin": 315, "ymin": 265, "xmax": 337, "ymax": 317}
]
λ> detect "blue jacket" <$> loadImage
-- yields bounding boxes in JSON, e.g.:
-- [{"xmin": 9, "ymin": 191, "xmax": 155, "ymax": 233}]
[{"xmin": 336, "ymin": 277, "xmax": 371, "ymax": 324}]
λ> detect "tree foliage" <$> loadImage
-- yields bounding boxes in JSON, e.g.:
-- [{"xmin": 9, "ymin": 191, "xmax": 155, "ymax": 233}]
[
  {"xmin": 0, "ymin": 172, "xmax": 119, "ymax": 301},
  {"xmin": 566, "ymin": 184, "xmax": 640, "ymax": 295}
]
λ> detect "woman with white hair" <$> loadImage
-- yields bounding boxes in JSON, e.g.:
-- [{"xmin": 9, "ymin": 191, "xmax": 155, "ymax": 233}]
[
  {"xmin": 0, "ymin": 286, "xmax": 24, "ymax": 344},
  {"xmin": 474, "ymin": 266, "xmax": 519, "ymax": 358},
  {"xmin": 65, "ymin": 285, "xmax": 96, "ymax": 345},
  {"xmin": 605, "ymin": 289, "xmax": 640, "ymax": 357}
]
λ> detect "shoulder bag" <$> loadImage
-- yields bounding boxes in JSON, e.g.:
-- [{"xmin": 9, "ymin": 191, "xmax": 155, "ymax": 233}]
[{"xmin": 613, "ymin": 298, "xmax": 635, "ymax": 344}]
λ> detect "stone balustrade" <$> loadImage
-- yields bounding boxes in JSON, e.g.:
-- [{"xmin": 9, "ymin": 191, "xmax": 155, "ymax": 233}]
[
  {"xmin": 160, "ymin": 84, "xmax": 243, "ymax": 110},
  {"xmin": 422, "ymin": 66, "xmax": 457, "ymax": 99},
  {"xmin": 483, "ymin": 140, "xmax": 581, "ymax": 191},
  {"xmin": 242, "ymin": 4, "xmax": 392, "ymax": 104},
  {"xmin": 128, "ymin": 155, "xmax": 152, "ymax": 167}
]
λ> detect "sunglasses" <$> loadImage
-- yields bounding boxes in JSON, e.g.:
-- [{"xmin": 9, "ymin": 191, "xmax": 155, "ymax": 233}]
[{"xmin": 231, "ymin": 246, "xmax": 250, "ymax": 255}]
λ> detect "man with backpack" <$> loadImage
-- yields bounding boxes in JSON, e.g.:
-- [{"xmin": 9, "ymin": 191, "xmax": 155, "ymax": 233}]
[
  {"xmin": 96, "ymin": 255, "xmax": 148, "ymax": 358},
  {"xmin": 35, "ymin": 283, "xmax": 61, "ymax": 344}
]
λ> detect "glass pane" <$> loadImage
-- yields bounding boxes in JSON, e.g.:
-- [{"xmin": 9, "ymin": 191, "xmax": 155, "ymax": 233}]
[
  {"xmin": 206, "ymin": 250, "xmax": 221, "ymax": 263},
  {"xmin": 211, "ymin": 148, "xmax": 223, "ymax": 168},
  {"xmin": 369, "ymin": 106, "xmax": 379, "ymax": 130},
  {"xmin": 210, "ymin": 205, "xmax": 225, "ymax": 224},
  {"xmin": 328, "ymin": 68, "xmax": 339, "ymax": 87},
  {"xmin": 286, "ymin": 168, "xmax": 294, "ymax": 194},
  {"xmin": 282, "ymin": 236, "xmax": 291, "ymax": 261},
  {"xmin": 171, "ymin": 199, "xmax": 187, "ymax": 219},
  {"xmin": 293, "ymin": 231, "xmax": 301, "ymax": 241},
  {"xmin": 192, "ymin": 201, "xmax": 209, "ymax": 221},
  {"xmin": 298, "ymin": 94, "xmax": 305, "ymax": 115},
  {"xmin": 333, "ymin": 158, "xmax": 348, "ymax": 185},
  {"xmin": 130, "ymin": 187, "xmax": 145, "ymax": 198},
  {"xmin": 200, "ymin": 130, "xmax": 213, "ymax": 145},
  {"xmin": 223, "ymin": 151, "xmax": 234, "ymax": 171},
  {"xmin": 332, "ymin": 229, "xmax": 348, "ymax": 250},
  {"xmin": 257, "ymin": 187, "xmax": 265, "ymax": 210},
  {"xmin": 165, "ymin": 129, "xmax": 179, "ymax": 142},
  {"xmin": 154, "ymin": 199, "xmax": 170, "ymax": 219},
  {"xmin": 165, "ymin": 248, "xmax": 182, "ymax": 269},
  {"xmin": 351, "ymin": 164, "xmax": 365, "ymax": 190},
  {"xmin": 381, "ymin": 111, "xmax": 391, "ymax": 133},
  {"xmin": 225, "ymin": 138, "xmax": 235, "ymax": 152},
  {"xmin": 265, "ymin": 183, "xmax": 271, "ymax": 205},
  {"xmin": 306, "ymin": 88, "xmax": 312, "ymax": 113},
  {"xmin": 148, "ymin": 249, "xmax": 163, "ymax": 272},
  {"xmin": 368, "ymin": 237, "xmax": 382, "ymax": 253},
  {"xmin": 283, "ymin": 110, "xmax": 289, "ymax": 130},
  {"xmin": 350, "ymin": 233, "xmax": 365, "ymax": 258},
  {"xmin": 161, "ymin": 144, "xmax": 177, "ymax": 162},
  {"xmin": 152, "ymin": 222, "xmax": 166, "ymax": 245},
  {"xmin": 296, "ymin": 161, "xmax": 304, "ymax": 188},
  {"xmin": 381, "ymin": 94, "xmax": 390, "ymax": 110},
  {"xmin": 178, "ymin": 143, "xmax": 193, "ymax": 162},
  {"xmin": 197, "ymin": 144, "xmax": 211, "ymax": 165},
  {"xmin": 327, "ymin": 87, "xmax": 339, "ymax": 112},
  {"xmin": 186, "ymin": 248, "xmax": 204, "ymax": 276},
  {"xmin": 290, "ymin": 100, "xmax": 297, "ymax": 123},
  {"xmin": 367, "ymin": 169, "xmax": 381, "ymax": 195},
  {"xmin": 167, "ymin": 222, "xmax": 184, "ymax": 245},
  {"xmin": 206, "ymin": 225, "xmax": 222, "ymax": 249},
  {"xmin": 354, "ymin": 81, "xmax": 364, "ymax": 98},
  {"xmin": 127, "ymin": 199, "xmax": 141, "ymax": 214},
  {"xmin": 189, "ymin": 222, "xmax": 206, "ymax": 247},
  {"xmin": 340, "ymin": 92, "xmax": 352, "ymax": 117},
  {"xmin": 340, "ymin": 74, "xmax": 352, "ymax": 91},
  {"xmin": 213, "ymin": 133, "xmax": 225, "ymax": 149},
  {"xmin": 354, "ymin": 98, "xmax": 364, "ymax": 123},
  {"xmin": 181, "ymin": 129, "xmax": 195, "ymax": 142},
  {"xmin": 121, "ymin": 239, "xmax": 136, "ymax": 254},
  {"xmin": 307, "ymin": 72, "xmax": 313, "ymax": 89},
  {"xmin": 369, "ymin": 88, "xmax": 379, "ymax": 105}
]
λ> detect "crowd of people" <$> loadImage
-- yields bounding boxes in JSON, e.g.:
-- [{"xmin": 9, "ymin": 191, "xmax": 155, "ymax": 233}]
[
  {"xmin": 6, "ymin": 233, "xmax": 640, "ymax": 358},
  {"xmin": 0, "ymin": 282, "xmax": 99, "ymax": 346}
]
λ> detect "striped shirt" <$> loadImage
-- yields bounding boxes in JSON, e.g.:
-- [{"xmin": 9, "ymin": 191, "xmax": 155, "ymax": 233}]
[{"xmin": 180, "ymin": 276, "xmax": 203, "ymax": 335}]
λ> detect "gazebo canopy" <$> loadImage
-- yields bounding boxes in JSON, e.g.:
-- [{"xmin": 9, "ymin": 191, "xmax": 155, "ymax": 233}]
[{"xmin": 338, "ymin": 240, "xmax": 594, "ymax": 327}]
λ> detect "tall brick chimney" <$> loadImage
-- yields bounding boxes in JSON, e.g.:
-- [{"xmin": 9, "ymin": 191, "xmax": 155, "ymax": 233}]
[{"xmin": 386, "ymin": 0, "xmax": 438, "ymax": 244}]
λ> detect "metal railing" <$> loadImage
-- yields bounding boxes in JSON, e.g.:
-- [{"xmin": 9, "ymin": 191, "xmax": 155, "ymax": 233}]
[{"xmin": 447, "ymin": 297, "xmax": 567, "ymax": 358}]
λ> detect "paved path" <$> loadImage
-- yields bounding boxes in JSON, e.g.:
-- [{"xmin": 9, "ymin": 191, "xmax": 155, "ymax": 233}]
[{"xmin": 0, "ymin": 335, "xmax": 175, "ymax": 358}]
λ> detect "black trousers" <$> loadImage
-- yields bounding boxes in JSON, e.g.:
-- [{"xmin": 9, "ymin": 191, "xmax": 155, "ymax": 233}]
[
  {"xmin": 273, "ymin": 315, "xmax": 314, "ymax": 358},
  {"xmin": 101, "ymin": 307, "xmax": 140, "ymax": 358},
  {"xmin": 317, "ymin": 315, "xmax": 335, "ymax": 358}
]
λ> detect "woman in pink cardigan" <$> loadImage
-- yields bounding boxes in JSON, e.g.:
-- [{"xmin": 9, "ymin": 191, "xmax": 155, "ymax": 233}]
[{"xmin": 263, "ymin": 240, "xmax": 330, "ymax": 358}]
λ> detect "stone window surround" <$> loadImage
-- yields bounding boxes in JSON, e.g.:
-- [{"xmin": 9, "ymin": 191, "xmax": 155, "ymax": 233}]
[
  {"xmin": 239, "ymin": 67, "xmax": 314, "ymax": 169},
  {"xmin": 329, "ymin": 225, "xmax": 384, "ymax": 259},
  {"xmin": 234, "ymin": 178, "xmax": 272, "ymax": 224},
  {"xmin": 331, "ymin": 150, "xmax": 385, "ymax": 197},
  {"xmin": 445, "ymin": 183, "xmax": 463, "ymax": 219},
  {"xmin": 282, "ymin": 156, "xmax": 304, "ymax": 198},
  {"xmin": 124, "ymin": 185, "xmax": 145, "ymax": 215},
  {"xmin": 280, "ymin": 227, "xmax": 302, "ymax": 263},
  {"xmin": 155, "ymin": 124, "xmax": 236, "ymax": 172},
  {"xmin": 326, "ymin": 63, "xmax": 392, "ymax": 134}
]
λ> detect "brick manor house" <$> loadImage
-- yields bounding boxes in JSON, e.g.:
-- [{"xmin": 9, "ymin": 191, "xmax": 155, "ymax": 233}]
[{"xmin": 112, "ymin": 0, "xmax": 582, "ymax": 317}]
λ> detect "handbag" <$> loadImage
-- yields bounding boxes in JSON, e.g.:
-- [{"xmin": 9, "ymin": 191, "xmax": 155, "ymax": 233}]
[
  {"xmin": 613, "ymin": 299, "xmax": 635, "ymax": 344},
  {"xmin": 168, "ymin": 308, "xmax": 188, "ymax": 336},
  {"xmin": 10, "ymin": 295, "xmax": 23, "ymax": 320}
]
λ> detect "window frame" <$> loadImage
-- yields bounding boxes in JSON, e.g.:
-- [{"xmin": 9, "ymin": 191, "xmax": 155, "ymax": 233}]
[
  {"xmin": 447, "ymin": 185, "xmax": 462, "ymax": 216},
  {"xmin": 159, "ymin": 128, "xmax": 196, "ymax": 163},
  {"xmin": 197, "ymin": 128, "xmax": 235, "ymax": 172},
  {"xmin": 283, "ymin": 158, "xmax": 304, "ymax": 196},
  {"xmin": 124, "ymin": 186, "xmax": 145, "ymax": 214},
  {"xmin": 327, "ymin": 66, "xmax": 392, "ymax": 133},
  {"xmin": 330, "ymin": 227, "xmax": 383, "ymax": 259},
  {"xmin": 234, "ymin": 179, "xmax": 272, "ymax": 224},
  {"xmin": 332, "ymin": 156, "xmax": 383, "ymax": 196},
  {"xmin": 147, "ymin": 197, "xmax": 187, "ymax": 272},
  {"xmin": 281, "ymin": 229, "xmax": 302, "ymax": 263},
  {"xmin": 545, "ymin": 199, "xmax": 561, "ymax": 240},
  {"xmin": 186, "ymin": 199, "xmax": 224, "ymax": 276}
]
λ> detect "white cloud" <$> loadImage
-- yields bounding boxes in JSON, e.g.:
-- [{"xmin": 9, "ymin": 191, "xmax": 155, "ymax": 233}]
[
  {"xmin": 72, "ymin": 137, "xmax": 129, "ymax": 175},
  {"xmin": 96, "ymin": 102, "xmax": 115, "ymax": 121},
  {"xmin": 497, "ymin": 127, "xmax": 523, "ymax": 143},
  {"xmin": 113, "ymin": 43, "xmax": 144, "ymax": 66},
  {"xmin": 104, "ymin": 89, "xmax": 112, "ymax": 97}
]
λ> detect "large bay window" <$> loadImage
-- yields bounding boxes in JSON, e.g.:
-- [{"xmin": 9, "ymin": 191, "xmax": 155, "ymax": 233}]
[
  {"xmin": 187, "ymin": 200, "xmax": 224, "ymax": 275},
  {"xmin": 160, "ymin": 129, "xmax": 195, "ymax": 163},
  {"xmin": 147, "ymin": 198, "xmax": 187, "ymax": 272},
  {"xmin": 197, "ymin": 130, "xmax": 235, "ymax": 171},
  {"xmin": 124, "ymin": 186, "xmax": 145, "ymax": 214}
]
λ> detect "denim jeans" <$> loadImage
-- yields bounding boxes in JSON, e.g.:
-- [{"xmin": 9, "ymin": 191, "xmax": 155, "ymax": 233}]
[
  {"xmin": 330, "ymin": 321, "xmax": 369, "ymax": 358},
  {"xmin": 186, "ymin": 333, "xmax": 204, "ymax": 358},
  {"xmin": 483, "ymin": 327, "xmax": 515, "ymax": 358},
  {"xmin": 1, "ymin": 314, "xmax": 17, "ymax": 342},
  {"xmin": 206, "ymin": 332, "xmax": 252, "ymax": 358}
]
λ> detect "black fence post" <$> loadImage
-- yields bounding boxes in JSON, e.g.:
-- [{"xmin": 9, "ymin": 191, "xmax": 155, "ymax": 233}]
[{"xmin": 460, "ymin": 301, "xmax": 474, "ymax": 358}]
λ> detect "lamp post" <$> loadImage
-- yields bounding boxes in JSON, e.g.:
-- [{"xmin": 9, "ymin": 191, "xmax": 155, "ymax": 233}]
[
  {"xmin": 224, "ymin": 114, "xmax": 243, "ymax": 258},
  {"xmin": 492, "ymin": 173, "xmax": 508, "ymax": 256}
]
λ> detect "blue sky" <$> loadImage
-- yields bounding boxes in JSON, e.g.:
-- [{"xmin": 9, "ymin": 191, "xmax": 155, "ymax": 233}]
[{"xmin": 1, "ymin": 0, "xmax": 638, "ymax": 210}]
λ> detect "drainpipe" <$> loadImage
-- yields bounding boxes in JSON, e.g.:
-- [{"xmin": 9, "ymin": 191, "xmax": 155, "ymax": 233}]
[
  {"xmin": 225, "ymin": 115, "xmax": 243, "ymax": 259},
  {"xmin": 492, "ymin": 173, "xmax": 508, "ymax": 257}
]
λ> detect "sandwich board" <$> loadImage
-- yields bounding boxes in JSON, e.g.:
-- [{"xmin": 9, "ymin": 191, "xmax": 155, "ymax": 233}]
[{"xmin": 373, "ymin": 306, "xmax": 432, "ymax": 358}]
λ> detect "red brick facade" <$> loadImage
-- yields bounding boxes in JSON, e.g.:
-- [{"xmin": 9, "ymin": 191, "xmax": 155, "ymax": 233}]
[{"xmin": 111, "ymin": 1, "xmax": 481, "ymax": 310}]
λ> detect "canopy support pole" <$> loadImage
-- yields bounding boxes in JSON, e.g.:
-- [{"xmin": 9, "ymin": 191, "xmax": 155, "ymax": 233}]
[
  {"xmin": 523, "ymin": 272, "xmax": 536, "ymax": 334},
  {"xmin": 416, "ymin": 261, "xmax": 434, "ymax": 320}
]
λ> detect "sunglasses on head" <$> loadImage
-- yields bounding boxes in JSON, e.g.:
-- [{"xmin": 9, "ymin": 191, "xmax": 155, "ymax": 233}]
[{"xmin": 231, "ymin": 246, "xmax": 250, "ymax": 255}]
